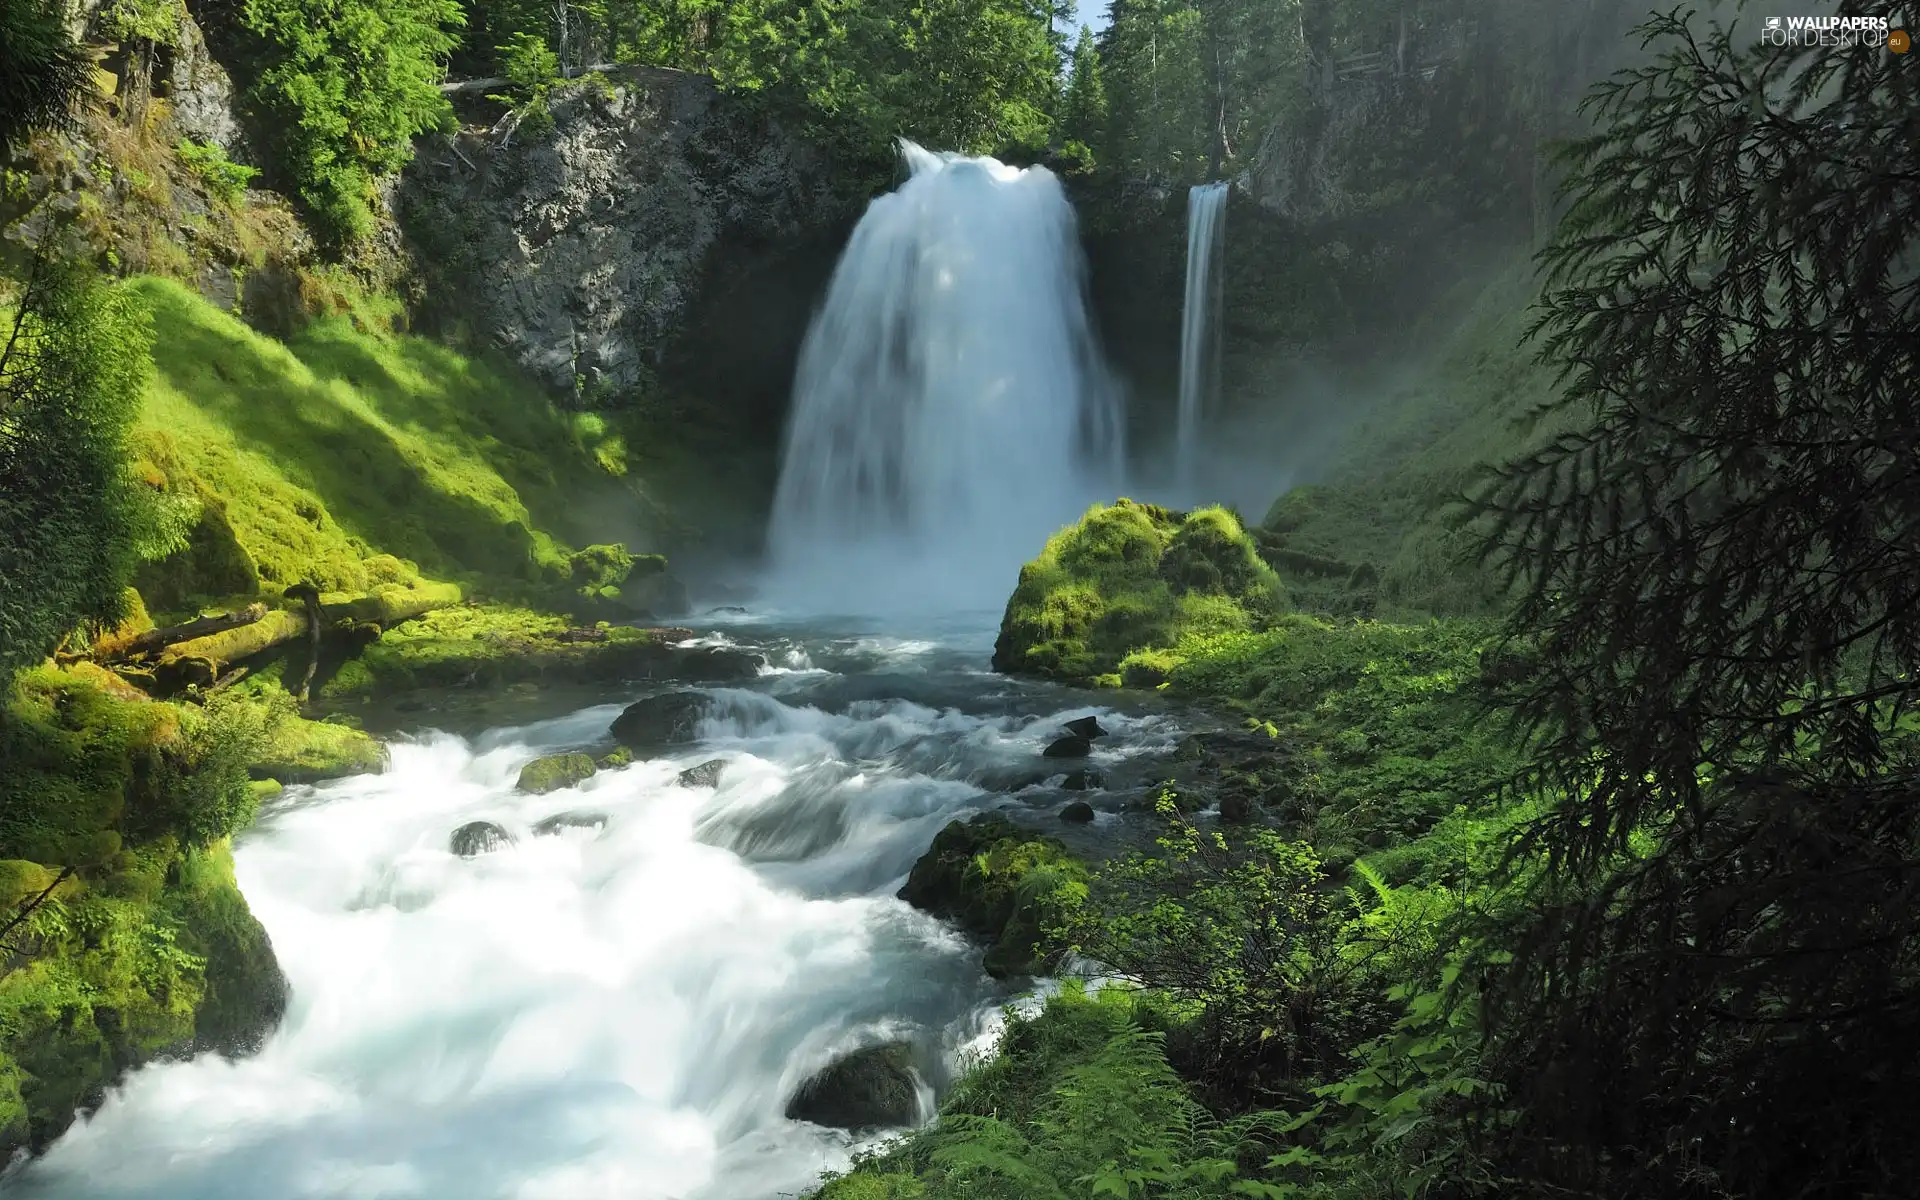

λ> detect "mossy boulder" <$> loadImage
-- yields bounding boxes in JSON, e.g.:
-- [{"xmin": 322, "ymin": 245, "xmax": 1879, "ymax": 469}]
[
  {"xmin": 786, "ymin": 1042, "xmax": 922, "ymax": 1131},
  {"xmin": 992, "ymin": 500, "xmax": 1284, "ymax": 682},
  {"xmin": 250, "ymin": 713, "xmax": 384, "ymax": 783},
  {"xmin": 609, "ymin": 692, "xmax": 709, "ymax": 750},
  {"xmin": 516, "ymin": 752, "xmax": 597, "ymax": 794},
  {"xmin": 898, "ymin": 814, "xmax": 1084, "ymax": 979}
]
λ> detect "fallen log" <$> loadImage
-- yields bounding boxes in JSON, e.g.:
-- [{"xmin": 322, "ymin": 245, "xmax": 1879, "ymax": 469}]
[
  {"xmin": 151, "ymin": 583, "xmax": 466, "ymax": 684},
  {"xmin": 320, "ymin": 581, "xmax": 463, "ymax": 626},
  {"xmin": 95, "ymin": 603, "xmax": 267, "ymax": 663},
  {"xmin": 156, "ymin": 609, "xmax": 308, "ymax": 674}
]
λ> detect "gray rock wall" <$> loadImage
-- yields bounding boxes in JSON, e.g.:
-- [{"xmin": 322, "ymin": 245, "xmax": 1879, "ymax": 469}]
[{"xmin": 398, "ymin": 67, "xmax": 851, "ymax": 405}]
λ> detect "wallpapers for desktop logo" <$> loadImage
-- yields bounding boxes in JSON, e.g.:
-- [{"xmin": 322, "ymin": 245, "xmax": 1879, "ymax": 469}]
[{"xmin": 1759, "ymin": 13, "xmax": 1909, "ymax": 51}]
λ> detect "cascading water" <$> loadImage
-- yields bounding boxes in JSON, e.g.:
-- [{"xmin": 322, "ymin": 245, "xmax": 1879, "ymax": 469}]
[
  {"xmin": 767, "ymin": 142, "xmax": 1123, "ymax": 612},
  {"xmin": 9, "ymin": 622, "xmax": 1183, "ymax": 1200},
  {"xmin": 1176, "ymin": 181, "xmax": 1229, "ymax": 488}
]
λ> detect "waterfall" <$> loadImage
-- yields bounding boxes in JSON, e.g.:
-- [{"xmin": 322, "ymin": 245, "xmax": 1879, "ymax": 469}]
[
  {"xmin": 1176, "ymin": 181, "xmax": 1228, "ymax": 487},
  {"xmin": 767, "ymin": 141, "xmax": 1123, "ymax": 613}
]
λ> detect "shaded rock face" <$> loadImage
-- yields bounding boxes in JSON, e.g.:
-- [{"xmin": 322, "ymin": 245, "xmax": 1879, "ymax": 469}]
[
  {"xmin": 609, "ymin": 692, "xmax": 709, "ymax": 749},
  {"xmin": 785, "ymin": 1043, "xmax": 922, "ymax": 1131},
  {"xmin": 450, "ymin": 821, "xmax": 516, "ymax": 857},
  {"xmin": 162, "ymin": 6, "xmax": 244, "ymax": 154},
  {"xmin": 516, "ymin": 751, "xmax": 597, "ymax": 794},
  {"xmin": 399, "ymin": 66, "xmax": 850, "ymax": 406},
  {"xmin": 1060, "ymin": 800, "xmax": 1096, "ymax": 824}
]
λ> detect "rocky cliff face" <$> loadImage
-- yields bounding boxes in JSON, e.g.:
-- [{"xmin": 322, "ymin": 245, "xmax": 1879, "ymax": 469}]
[{"xmin": 399, "ymin": 68, "xmax": 853, "ymax": 408}]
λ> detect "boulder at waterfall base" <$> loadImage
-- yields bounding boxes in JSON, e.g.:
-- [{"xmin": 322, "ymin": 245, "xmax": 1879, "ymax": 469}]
[
  {"xmin": 516, "ymin": 752, "xmax": 597, "ymax": 794},
  {"xmin": 609, "ymin": 693, "xmax": 710, "ymax": 749},
  {"xmin": 992, "ymin": 500, "xmax": 1283, "ymax": 683},
  {"xmin": 785, "ymin": 1043, "xmax": 921, "ymax": 1130},
  {"xmin": 450, "ymin": 821, "xmax": 516, "ymax": 857}
]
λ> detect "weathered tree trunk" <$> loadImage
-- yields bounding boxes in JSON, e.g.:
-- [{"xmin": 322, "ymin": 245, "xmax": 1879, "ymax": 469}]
[
  {"xmin": 1299, "ymin": 0, "xmax": 1335, "ymax": 103},
  {"xmin": 95, "ymin": 604, "xmax": 268, "ymax": 663}
]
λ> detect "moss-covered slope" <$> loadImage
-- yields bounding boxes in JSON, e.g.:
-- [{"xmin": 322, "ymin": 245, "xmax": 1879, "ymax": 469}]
[
  {"xmin": 127, "ymin": 276, "xmax": 641, "ymax": 607},
  {"xmin": 0, "ymin": 669, "xmax": 287, "ymax": 1158}
]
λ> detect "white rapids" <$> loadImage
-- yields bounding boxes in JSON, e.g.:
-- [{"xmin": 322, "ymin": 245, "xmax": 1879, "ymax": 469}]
[{"xmin": 10, "ymin": 624, "xmax": 1181, "ymax": 1200}]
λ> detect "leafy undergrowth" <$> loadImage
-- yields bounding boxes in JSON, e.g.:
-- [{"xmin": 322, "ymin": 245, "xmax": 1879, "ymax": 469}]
[
  {"xmin": 0, "ymin": 668, "xmax": 286, "ymax": 1158},
  {"xmin": 992, "ymin": 501, "xmax": 1284, "ymax": 685},
  {"xmin": 127, "ymin": 276, "xmax": 637, "ymax": 608},
  {"xmin": 871, "ymin": 532, "xmax": 1538, "ymax": 1199},
  {"xmin": 813, "ymin": 984, "xmax": 1301, "ymax": 1200}
]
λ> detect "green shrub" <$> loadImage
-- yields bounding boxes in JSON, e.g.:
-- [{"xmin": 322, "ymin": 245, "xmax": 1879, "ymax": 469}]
[
  {"xmin": 240, "ymin": 0, "xmax": 463, "ymax": 248},
  {"xmin": 175, "ymin": 139, "xmax": 260, "ymax": 205}
]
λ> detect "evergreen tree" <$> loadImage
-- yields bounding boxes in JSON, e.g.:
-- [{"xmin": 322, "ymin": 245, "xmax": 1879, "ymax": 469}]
[
  {"xmin": 1060, "ymin": 23, "xmax": 1108, "ymax": 157},
  {"xmin": 0, "ymin": 254, "xmax": 159, "ymax": 685},
  {"xmin": 1469, "ymin": 9, "xmax": 1920, "ymax": 1195},
  {"xmin": 0, "ymin": 0, "xmax": 95, "ymax": 148}
]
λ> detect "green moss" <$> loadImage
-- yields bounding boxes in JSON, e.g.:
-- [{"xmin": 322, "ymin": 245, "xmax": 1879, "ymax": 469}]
[
  {"xmin": 251, "ymin": 711, "xmax": 383, "ymax": 783},
  {"xmin": 314, "ymin": 603, "xmax": 704, "ymax": 700},
  {"xmin": 993, "ymin": 500, "xmax": 1283, "ymax": 682},
  {"xmin": 0, "ymin": 673, "xmax": 283, "ymax": 1157},
  {"xmin": 516, "ymin": 751, "xmax": 596, "ymax": 794},
  {"xmin": 897, "ymin": 814, "xmax": 1086, "ymax": 979},
  {"xmin": 1163, "ymin": 615, "xmax": 1524, "ymax": 851},
  {"xmin": 125, "ymin": 277, "xmax": 636, "ymax": 601}
]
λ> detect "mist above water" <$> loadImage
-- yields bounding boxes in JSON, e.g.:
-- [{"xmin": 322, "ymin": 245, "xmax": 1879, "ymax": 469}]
[{"xmin": 767, "ymin": 142, "xmax": 1123, "ymax": 614}]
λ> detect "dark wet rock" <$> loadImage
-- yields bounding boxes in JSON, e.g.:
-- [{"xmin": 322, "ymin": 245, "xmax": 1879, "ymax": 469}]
[
  {"xmin": 1063, "ymin": 715, "xmax": 1109, "ymax": 740},
  {"xmin": 1042, "ymin": 734, "xmax": 1092, "ymax": 759},
  {"xmin": 785, "ymin": 1042, "xmax": 921, "ymax": 1131},
  {"xmin": 450, "ymin": 821, "xmax": 516, "ymax": 857},
  {"xmin": 609, "ymin": 692, "xmax": 709, "ymax": 748},
  {"xmin": 707, "ymin": 605, "xmax": 750, "ymax": 615},
  {"xmin": 1060, "ymin": 767, "xmax": 1104, "ymax": 791},
  {"xmin": 1219, "ymin": 790, "xmax": 1257, "ymax": 824},
  {"xmin": 1060, "ymin": 800, "xmax": 1096, "ymax": 824},
  {"xmin": 515, "ymin": 751, "xmax": 597, "ymax": 794},
  {"xmin": 677, "ymin": 758, "xmax": 728, "ymax": 788},
  {"xmin": 666, "ymin": 646, "xmax": 765, "ymax": 681},
  {"xmin": 532, "ymin": 811, "xmax": 610, "ymax": 836}
]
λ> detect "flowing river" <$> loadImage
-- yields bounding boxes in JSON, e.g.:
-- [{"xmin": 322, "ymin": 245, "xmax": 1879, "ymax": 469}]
[{"xmin": 13, "ymin": 611, "xmax": 1186, "ymax": 1198}]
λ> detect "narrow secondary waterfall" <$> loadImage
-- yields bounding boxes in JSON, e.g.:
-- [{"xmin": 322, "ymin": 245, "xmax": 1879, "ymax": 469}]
[
  {"xmin": 1176, "ymin": 181, "xmax": 1229, "ymax": 488},
  {"xmin": 768, "ymin": 142, "xmax": 1122, "ymax": 612}
]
